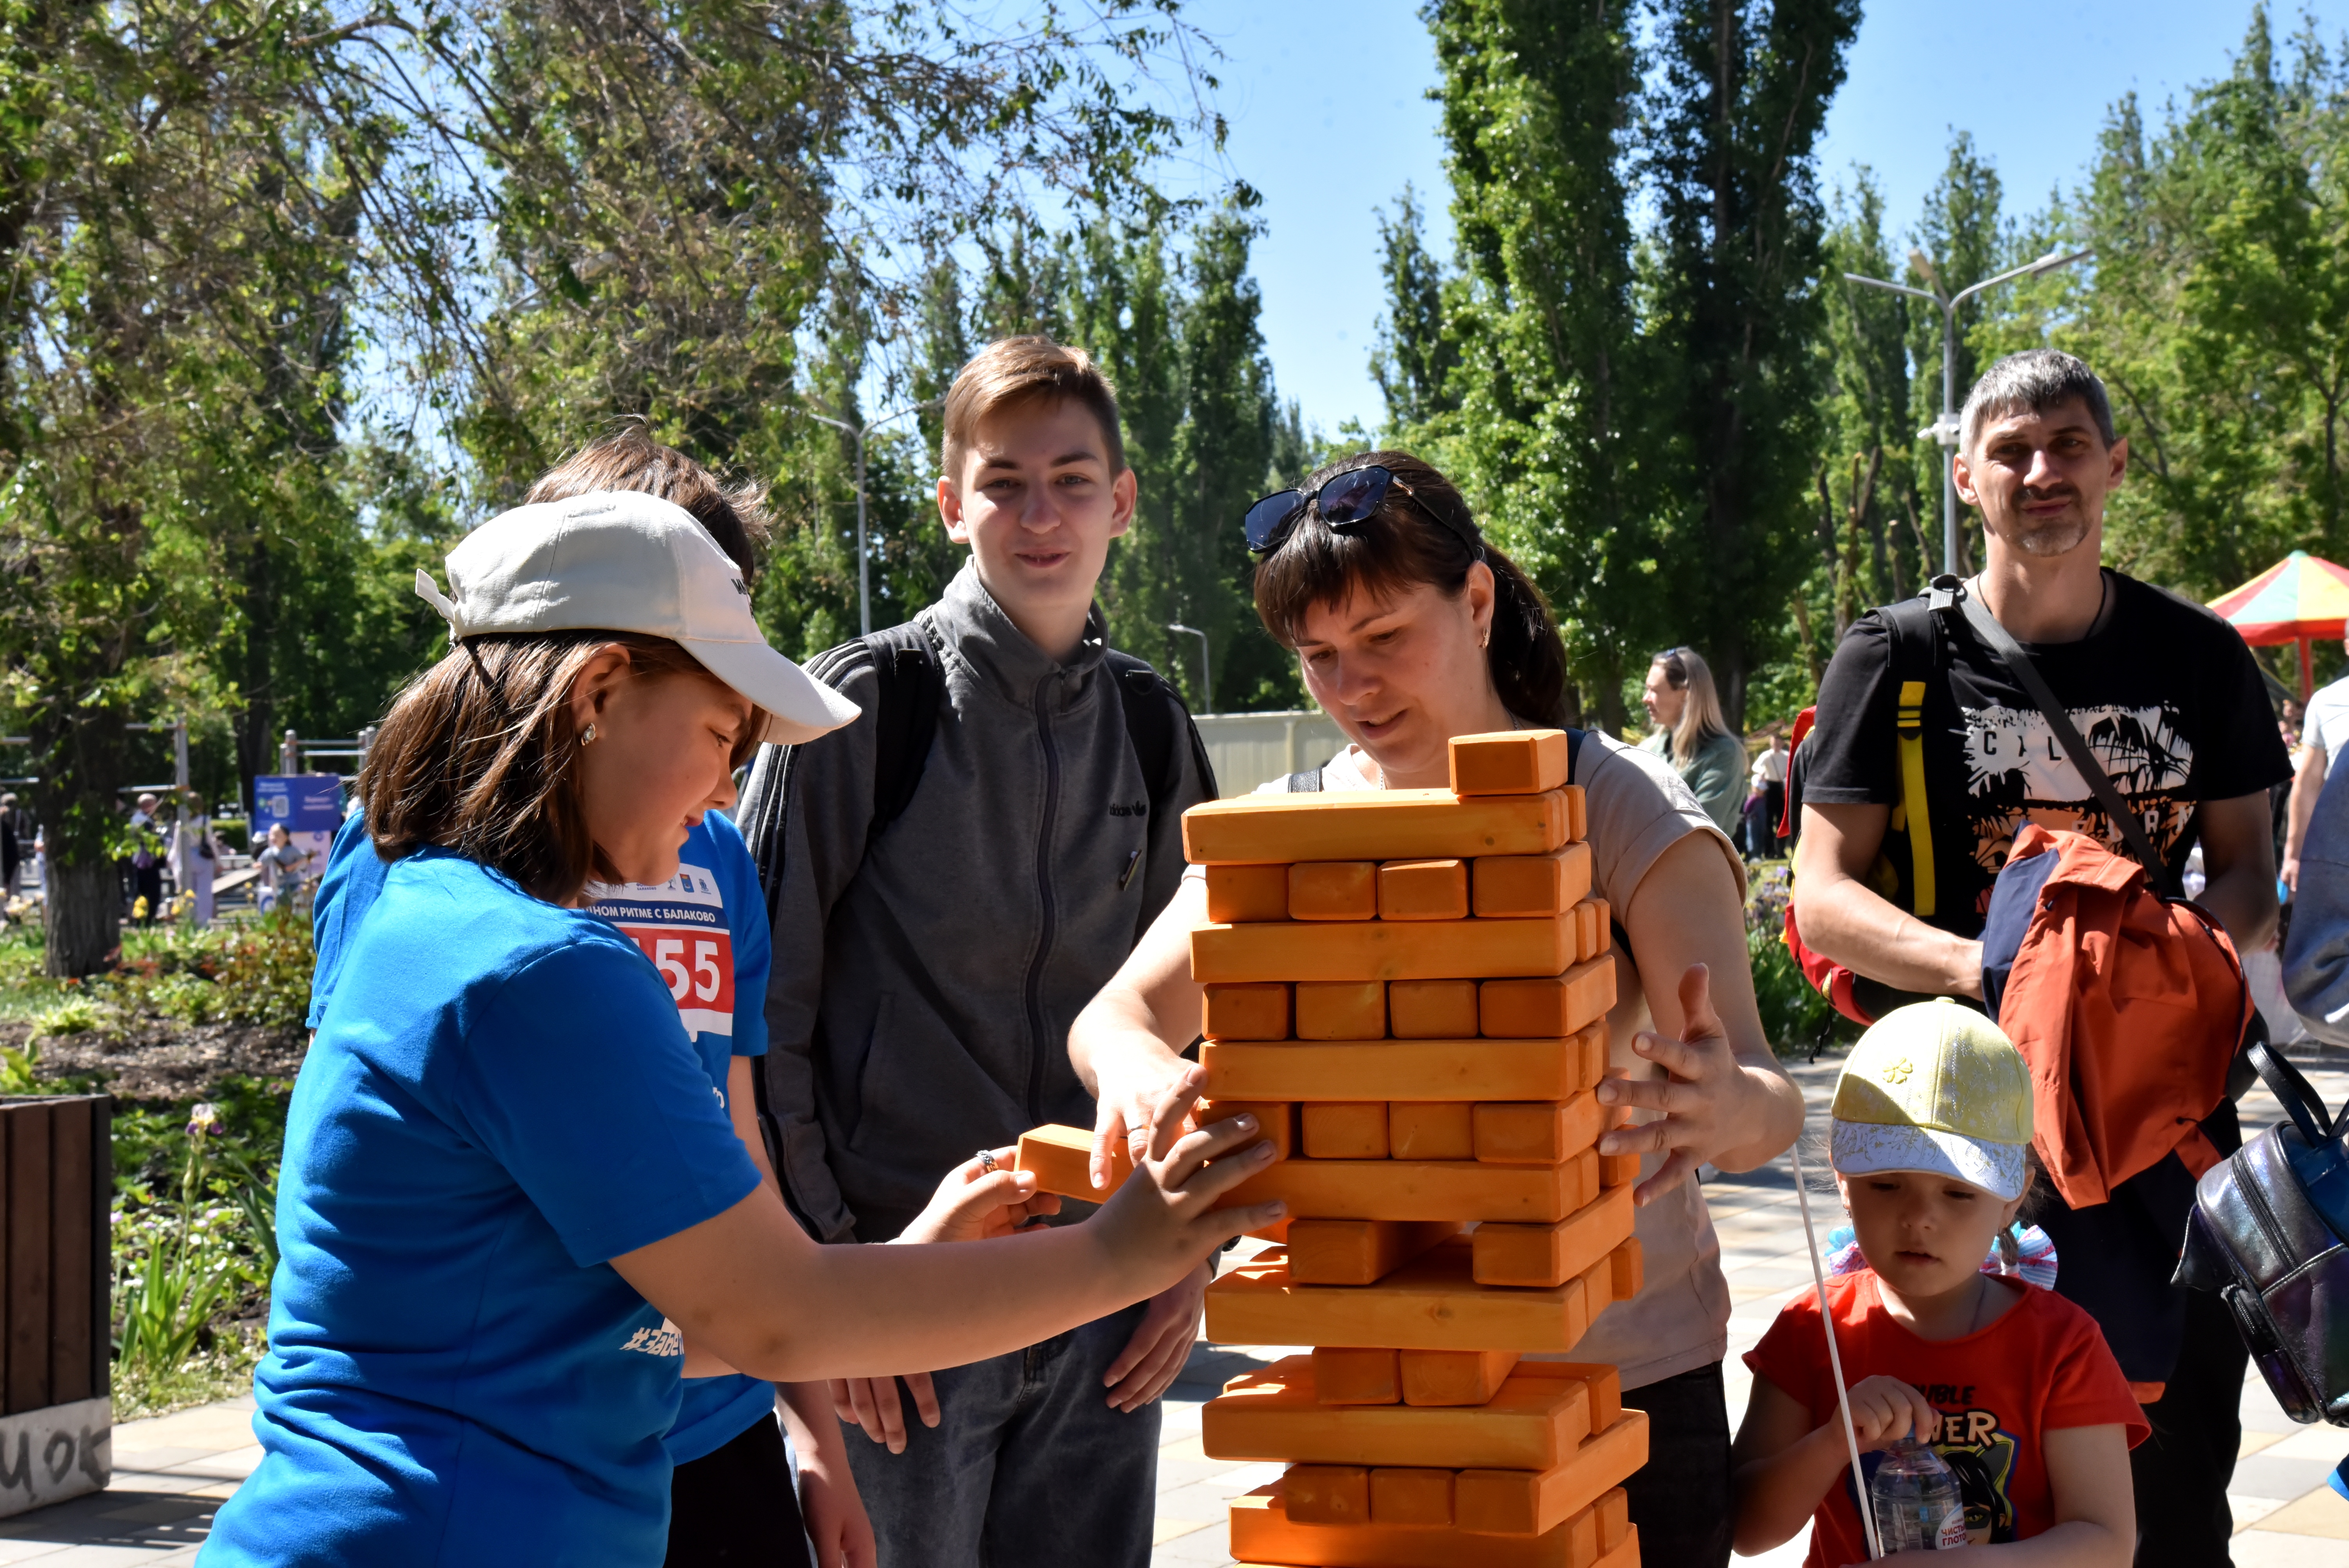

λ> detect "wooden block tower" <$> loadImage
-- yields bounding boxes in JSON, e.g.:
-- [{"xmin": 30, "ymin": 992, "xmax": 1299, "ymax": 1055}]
[{"xmin": 1187, "ymin": 731, "xmax": 1647, "ymax": 1568}]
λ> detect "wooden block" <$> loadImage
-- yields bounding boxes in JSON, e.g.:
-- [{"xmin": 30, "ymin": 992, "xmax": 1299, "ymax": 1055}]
[
  {"xmin": 1473, "ymin": 1185, "xmax": 1635, "ymax": 1288},
  {"xmin": 1207, "ymin": 863, "xmax": 1291, "ymax": 925},
  {"xmin": 1290, "ymin": 860, "xmax": 1379, "ymax": 920},
  {"xmin": 1302, "ymin": 1102, "xmax": 1389, "ymax": 1160},
  {"xmin": 1217, "ymin": 1154, "xmax": 1581, "ymax": 1224},
  {"xmin": 1584, "ymin": 899, "xmax": 1611, "ymax": 957},
  {"xmin": 1205, "ymin": 1033, "xmax": 1594, "ymax": 1104},
  {"xmin": 1014, "ymin": 1123, "xmax": 1129, "ymax": 1200},
  {"xmin": 1596, "ymin": 1488, "xmax": 1630, "ymax": 1553},
  {"xmin": 1519, "ymin": 1362, "xmax": 1622, "ymax": 1431},
  {"xmin": 1289, "ymin": 1219, "xmax": 1463, "ymax": 1285},
  {"xmin": 1610, "ymin": 1238, "xmax": 1643, "ymax": 1303},
  {"xmin": 1196, "ymin": 914, "xmax": 1573, "ymax": 984},
  {"xmin": 1565, "ymin": 1147, "xmax": 1599, "ymax": 1211},
  {"xmin": 1312, "ymin": 1347, "xmax": 1401, "ymax": 1405},
  {"xmin": 1249, "ymin": 1217, "xmax": 1292, "ymax": 1244},
  {"xmin": 1565, "ymin": 785, "xmax": 1586, "ymax": 843},
  {"xmin": 1199, "ymin": 1099, "xmax": 1297, "ymax": 1162},
  {"xmin": 1480, "ymin": 959, "xmax": 1615, "ymax": 1038},
  {"xmin": 1597, "ymin": 1527, "xmax": 1636, "ymax": 1568},
  {"xmin": 1284, "ymin": 1465, "xmax": 1371, "ymax": 1525},
  {"xmin": 1185, "ymin": 788, "xmax": 1572, "ymax": 865},
  {"xmin": 1450, "ymin": 729, "xmax": 1571, "ymax": 796},
  {"xmin": 1473, "ymin": 843, "xmax": 1593, "ymax": 919},
  {"xmin": 1389, "ymin": 979, "xmax": 1480, "ymax": 1038},
  {"xmin": 1580, "ymin": 1026, "xmax": 1609, "ymax": 1087},
  {"xmin": 1205, "ymin": 1241, "xmax": 1598, "ymax": 1352},
  {"xmin": 1599, "ymin": 1148, "xmax": 1641, "ymax": 1189},
  {"xmin": 1371, "ymin": 1468, "xmax": 1454, "ymax": 1526},
  {"xmin": 1296, "ymin": 981, "xmax": 1387, "ymax": 1040},
  {"xmin": 1388, "ymin": 1102, "xmax": 1474, "ymax": 1162},
  {"xmin": 1208, "ymin": 1355, "xmax": 1592, "ymax": 1467},
  {"xmin": 1204, "ymin": 982, "xmax": 1292, "ymax": 1041},
  {"xmin": 1456, "ymin": 1410, "xmax": 1650, "ymax": 1538},
  {"xmin": 1474, "ymin": 1093, "xmax": 1603, "ymax": 1165},
  {"xmin": 1379, "ymin": 859, "xmax": 1468, "ymax": 921},
  {"xmin": 1231, "ymin": 1486, "xmax": 1599, "ymax": 1568},
  {"xmin": 1400, "ymin": 1349, "xmax": 1520, "ymax": 1406}
]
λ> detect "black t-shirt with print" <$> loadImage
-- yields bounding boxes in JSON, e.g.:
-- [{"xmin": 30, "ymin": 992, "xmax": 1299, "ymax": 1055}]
[{"xmin": 1803, "ymin": 570, "xmax": 2290, "ymax": 940}]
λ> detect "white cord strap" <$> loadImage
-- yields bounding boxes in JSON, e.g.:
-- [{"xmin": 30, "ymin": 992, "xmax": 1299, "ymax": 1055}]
[{"xmin": 1791, "ymin": 1137, "xmax": 1884, "ymax": 1561}]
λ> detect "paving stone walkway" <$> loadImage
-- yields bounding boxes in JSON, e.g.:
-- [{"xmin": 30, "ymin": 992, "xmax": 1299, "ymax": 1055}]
[{"xmin": 3, "ymin": 1053, "xmax": 2345, "ymax": 1564}]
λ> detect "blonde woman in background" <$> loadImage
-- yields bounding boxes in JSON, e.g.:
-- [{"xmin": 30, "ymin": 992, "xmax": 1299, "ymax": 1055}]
[{"xmin": 1643, "ymin": 647, "xmax": 1747, "ymax": 835}]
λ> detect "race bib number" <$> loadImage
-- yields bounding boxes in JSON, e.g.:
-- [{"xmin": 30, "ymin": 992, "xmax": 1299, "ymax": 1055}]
[{"xmin": 586, "ymin": 862, "xmax": 736, "ymax": 1038}]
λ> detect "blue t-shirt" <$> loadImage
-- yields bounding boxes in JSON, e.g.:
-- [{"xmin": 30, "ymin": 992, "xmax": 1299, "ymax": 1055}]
[
  {"xmin": 307, "ymin": 811, "xmax": 776, "ymax": 1465},
  {"xmin": 208, "ymin": 851, "xmax": 763, "ymax": 1565}
]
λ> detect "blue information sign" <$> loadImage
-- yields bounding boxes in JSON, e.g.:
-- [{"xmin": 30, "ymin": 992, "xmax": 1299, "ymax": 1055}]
[{"xmin": 253, "ymin": 774, "xmax": 344, "ymax": 834}]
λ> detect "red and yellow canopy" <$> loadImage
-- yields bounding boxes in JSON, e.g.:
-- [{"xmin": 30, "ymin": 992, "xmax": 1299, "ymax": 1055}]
[{"xmin": 2208, "ymin": 550, "xmax": 2349, "ymax": 698}]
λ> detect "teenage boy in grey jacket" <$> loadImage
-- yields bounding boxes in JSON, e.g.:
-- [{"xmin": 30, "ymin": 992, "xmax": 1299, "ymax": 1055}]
[{"xmin": 743, "ymin": 336, "xmax": 1214, "ymax": 1566}]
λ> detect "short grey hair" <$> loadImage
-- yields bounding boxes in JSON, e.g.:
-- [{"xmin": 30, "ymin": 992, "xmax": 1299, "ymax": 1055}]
[{"xmin": 1960, "ymin": 349, "xmax": 2117, "ymax": 453}]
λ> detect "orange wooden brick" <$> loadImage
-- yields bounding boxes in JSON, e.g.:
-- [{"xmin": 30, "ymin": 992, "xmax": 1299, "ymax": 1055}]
[
  {"xmin": 1456, "ymin": 1409, "xmax": 1649, "ymax": 1538},
  {"xmin": 1480, "ymin": 958, "xmax": 1616, "ymax": 1038},
  {"xmin": 1289, "ymin": 1220, "xmax": 1460, "ymax": 1285},
  {"xmin": 1596, "ymin": 1525, "xmax": 1637, "ymax": 1568},
  {"xmin": 1474, "ymin": 1092, "xmax": 1603, "ymax": 1165},
  {"xmin": 1595, "ymin": 1489, "xmax": 1629, "ymax": 1553},
  {"xmin": 1206, "ymin": 863, "xmax": 1291, "ymax": 924},
  {"xmin": 1283, "ymin": 1465, "xmax": 1371, "ymax": 1525},
  {"xmin": 1014, "ymin": 1124, "xmax": 1129, "ymax": 1200},
  {"xmin": 1198, "ymin": 1099, "xmax": 1297, "ymax": 1162},
  {"xmin": 1388, "ymin": 1101, "xmax": 1474, "ymax": 1161},
  {"xmin": 1473, "ymin": 842, "xmax": 1593, "ymax": 919},
  {"xmin": 1205, "ymin": 1035, "xmax": 1590, "ymax": 1104},
  {"xmin": 1473, "ymin": 1185, "xmax": 1635, "ymax": 1289},
  {"xmin": 1598, "ymin": 1148, "xmax": 1641, "ymax": 1188},
  {"xmin": 1296, "ymin": 981, "xmax": 1387, "ymax": 1040},
  {"xmin": 1579, "ymin": 1025, "xmax": 1609, "ymax": 1087},
  {"xmin": 1378, "ymin": 858, "xmax": 1469, "ymax": 921},
  {"xmin": 1230, "ymin": 1486, "xmax": 1599, "ymax": 1568},
  {"xmin": 1203, "ymin": 982, "xmax": 1292, "ymax": 1041},
  {"xmin": 1585, "ymin": 899, "xmax": 1611, "ymax": 956},
  {"xmin": 1565, "ymin": 784, "xmax": 1586, "ymax": 843},
  {"xmin": 1302, "ymin": 1102, "xmax": 1389, "ymax": 1159},
  {"xmin": 1399, "ymin": 1349, "xmax": 1520, "ymax": 1407},
  {"xmin": 1370, "ymin": 1468, "xmax": 1454, "ymax": 1527},
  {"xmin": 1205, "ymin": 1241, "xmax": 1599, "ymax": 1353},
  {"xmin": 1518, "ymin": 1362, "xmax": 1622, "ymax": 1432},
  {"xmin": 1610, "ymin": 1237, "xmax": 1643, "ymax": 1303},
  {"xmin": 1311, "ymin": 1347, "xmax": 1401, "ymax": 1405},
  {"xmin": 1208, "ymin": 1356, "xmax": 1591, "ymax": 1467},
  {"xmin": 1388, "ymin": 979, "xmax": 1480, "ymax": 1038},
  {"xmin": 1196, "ymin": 913, "xmax": 1574, "ymax": 985},
  {"xmin": 1217, "ymin": 1152, "xmax": 1581, "ymax": 1224},
  {"xmin": 1290, "ymin": 861, "xmax": 1379, "ymax": 920},
  {"xmin": 1565, "ymin": 1146, "xmax": 1600, "ymax": 1211},
  {"xmin": 1183, "ymin": 788, "xmax": 1571, "ymax": 864},
  {"xmin": 1449, "ymin": 729, "xmax": 1572, "ymax": 796}
]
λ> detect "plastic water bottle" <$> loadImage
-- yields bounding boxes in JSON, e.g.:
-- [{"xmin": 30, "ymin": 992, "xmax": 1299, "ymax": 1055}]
[{"xmin": 1870, "ymin": 1435, "xmax": 1969, "ymax": 1551}]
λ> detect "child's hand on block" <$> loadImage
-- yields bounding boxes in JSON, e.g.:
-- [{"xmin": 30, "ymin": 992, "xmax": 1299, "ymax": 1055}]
[
  {"xmin": 1093, "ymin": 1067, "xmax": 1287, "ymax": 1296},
  {"xmin": 1840, "ymin": 1373, "xmax": 1939, "ymax": 1452},
  {"xmin": 897, "ymin": 1148, "xmax": 1062, "ymax": 1244}
]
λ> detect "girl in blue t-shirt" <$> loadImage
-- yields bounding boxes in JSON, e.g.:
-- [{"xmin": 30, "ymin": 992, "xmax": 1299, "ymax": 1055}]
[{"xmin": 202, "ymin": 492, "xmax": 1285, "ymax": 1568}]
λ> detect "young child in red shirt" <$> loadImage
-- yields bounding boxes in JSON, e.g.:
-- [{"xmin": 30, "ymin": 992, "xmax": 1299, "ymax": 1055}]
[{"xmin": 1732, "ymin": 1000, "xmax": 2146, "ymax": 1564}]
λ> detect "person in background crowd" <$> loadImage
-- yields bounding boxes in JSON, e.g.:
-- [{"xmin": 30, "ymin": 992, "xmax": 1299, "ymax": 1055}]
[
  {"xmin": 1792, "ymin": 348, "xmax": 2285, "ymax": 1566},
  {"xmin": 1070, "ymin": 450, "xmax": 1805, "ymax": 1568},
  {"xmin": 169, "ymin": 793, "xmax": 217, "ymax": 927},
  {"xmin": 0, "ymin": 793, "xmax": 21, "ymax": 914},
  {"xmin": 127, "ymin": 791, "xmax": 164, "ymax": 924},
  {"xmin": 254, "ymin": 822, "xmax": 312, "ymax": 915},
  {"xmin": 1643, "ymin": 647, "xmax": 1747, "ymax": 836},
  {"xmin": 2283, "ymin": 637, "xmax": 2349, "ymax": 893},
  {"xmin": 1746, "ymin": 730, "xmax": 1789, "ymax": 859}
]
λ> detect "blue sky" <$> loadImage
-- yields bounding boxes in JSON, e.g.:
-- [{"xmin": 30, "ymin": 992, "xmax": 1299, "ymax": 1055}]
[{"xmin": 1184, "ymin": 0, "xmax": 2349, "ymax": 437}]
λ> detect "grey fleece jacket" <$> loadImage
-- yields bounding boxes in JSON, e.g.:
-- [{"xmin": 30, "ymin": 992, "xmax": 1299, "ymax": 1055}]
[{"xmin": 747, "ymin": 560, "xmax": 1209, "ymax": 1244}]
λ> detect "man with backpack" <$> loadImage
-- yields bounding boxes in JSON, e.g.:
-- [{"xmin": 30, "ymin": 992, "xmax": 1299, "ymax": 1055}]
[
  {"xmin": 739, "ymin": 336, "xmax": 1214, "ymax": 1565},
  {"xmin": 1791, "ymin": 349, "xmax": 2287, "ymax": 1565}
]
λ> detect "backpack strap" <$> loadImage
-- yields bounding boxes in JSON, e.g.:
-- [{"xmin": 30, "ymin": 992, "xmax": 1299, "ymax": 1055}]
[
  {"xmin": 1106, "ymin": 650, "xmax": 1218, "ymax": 820},
  {"xmin": 1282, "ymin": 767, "xmax": 1324, "ymax": 792},
  {"xmin": 860, "ymin": 620, "xmax": 946, "ymax": 855},
  {"xmin": 1877, "ymin": 586, "xmax": 1960, "ymax": 918}
]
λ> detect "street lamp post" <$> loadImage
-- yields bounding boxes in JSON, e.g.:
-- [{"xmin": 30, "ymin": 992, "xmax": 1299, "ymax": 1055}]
[
  {"xmin": 1166, "ymin": 623, "xmax": 1210, "ymax": 716},
  {"xmin": 803, "ymin": 397, "xmax": 945, "ymax": 637},
  {"xmin": 1843, "ymin": 248, "xmax": 2092, "ymax": 576}
]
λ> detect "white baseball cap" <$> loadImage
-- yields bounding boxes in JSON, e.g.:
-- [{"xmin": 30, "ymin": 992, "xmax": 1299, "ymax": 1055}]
[{"xmin": 413, "ymin": 490, "xmax": 861, "ymax": 745}]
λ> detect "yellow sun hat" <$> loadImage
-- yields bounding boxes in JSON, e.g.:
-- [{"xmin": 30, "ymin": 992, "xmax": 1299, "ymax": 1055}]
[{"xmin": 1830, "ymin": 999, "xmax": 2034, "ymax": 1201}]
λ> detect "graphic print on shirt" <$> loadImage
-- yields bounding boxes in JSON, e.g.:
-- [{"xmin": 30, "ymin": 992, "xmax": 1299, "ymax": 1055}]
[
  {"xmin": 586, "ymin": 862, "xmax": 735, "ymax": 1038},
  {"xmin": 1851, "ymin": 1399, "xmax": 2021, "ymax": 1546},
  {"xmin": 1955, "ymin": 700, "xmax": 2194, "ymax": 905}
]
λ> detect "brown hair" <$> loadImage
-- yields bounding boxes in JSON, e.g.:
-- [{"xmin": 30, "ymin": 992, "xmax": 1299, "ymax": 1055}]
[
  {"xmin": 361, "ymin": 632, "xmax": 762, "ymax": 905},
  {"xmin": 940, "ymin": 335, "xmax": 1126, "ymax": 483},
  {"xmin": 1650, "ymin": 646, "xmax": 1734, "ymax": 766},
  {"xmin": 1250, "ymin": 451, "xmax": 1571, "ymax": 728},
  {"xmin": 525, "ymin": 426, "xmax": 770, "ymax": 582}
]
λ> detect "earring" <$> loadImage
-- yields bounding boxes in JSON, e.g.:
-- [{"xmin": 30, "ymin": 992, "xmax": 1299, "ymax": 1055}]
[
  {"xmin": 1479, "ymin": 629, "xmax": 1491, "ymax": 649},
  {"xmin": 579, "ymin": 722, "xmax": 599, "ymax": 748}
]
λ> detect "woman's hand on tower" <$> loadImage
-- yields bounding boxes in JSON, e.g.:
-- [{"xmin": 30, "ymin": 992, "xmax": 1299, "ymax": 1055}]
[{"xmin": 1597, "ymin": 963, "xmax": 1792, "ymax": 1205}]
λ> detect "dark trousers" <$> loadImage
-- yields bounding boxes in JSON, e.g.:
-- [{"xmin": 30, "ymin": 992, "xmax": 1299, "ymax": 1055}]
[
  {"xmin": 2130, "ymin": 1286, "xmax": 2246, "ymax": 1568},
  {"xmin": 1620, "ymin": 1361, "xmax": 1733, "ymax": 1568},
  {"xmin": 665, "ymin": 1412, "xmax": 809, "ymax": 1567},
  {"xmin": 843, "ymin": 1300, "xmax": 1157, "ymax": 1567}
]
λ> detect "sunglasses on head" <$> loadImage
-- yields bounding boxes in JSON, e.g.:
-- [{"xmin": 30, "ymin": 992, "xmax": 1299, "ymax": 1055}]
[{"xmin": 1240, "ymin": 464, "xmax": 1481, "ymax": 556}]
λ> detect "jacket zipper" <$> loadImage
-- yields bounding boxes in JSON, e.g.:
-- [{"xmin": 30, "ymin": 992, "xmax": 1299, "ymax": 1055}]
[{"xmin": 1024, "ymin": 676, "xmax": 1061, "ymax": 1122}]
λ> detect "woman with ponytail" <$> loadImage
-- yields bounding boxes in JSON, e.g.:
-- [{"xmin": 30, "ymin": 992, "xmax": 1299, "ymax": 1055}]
[{"xmin": 1065, "ymin": 452, "xmax": 1803, "ymax": 1568}]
